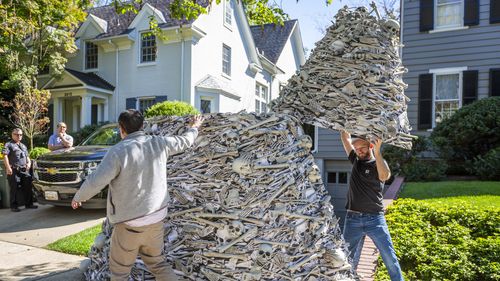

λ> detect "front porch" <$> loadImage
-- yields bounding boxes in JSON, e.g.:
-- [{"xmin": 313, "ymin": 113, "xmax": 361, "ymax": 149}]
[{"xmin": 42, "ymin": 68, "xmax": 115, "ymax": 133}]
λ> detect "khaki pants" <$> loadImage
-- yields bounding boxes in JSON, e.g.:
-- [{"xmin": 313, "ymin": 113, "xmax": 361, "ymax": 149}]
[{"xmin": 109, "ymin": 221, "xmax": 179, "ymax": 281}]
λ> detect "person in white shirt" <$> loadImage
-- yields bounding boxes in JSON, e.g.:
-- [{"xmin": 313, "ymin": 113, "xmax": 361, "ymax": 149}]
[{"xmin": 48, "ymin": 122, "xmax": 73, "ymax": 151}]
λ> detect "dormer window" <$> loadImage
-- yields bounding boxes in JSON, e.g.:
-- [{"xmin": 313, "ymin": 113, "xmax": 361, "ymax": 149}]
[
  {"xmin": 224, "ymin": 0, "xmax": 233, "ymax": 27},
  {"xmin": 85, "ymin": 42, "xmax": 98, "ymax": 70},
  {"xmin": 141, "ymin": 33, "xmax": 157, "ymax": 63}
]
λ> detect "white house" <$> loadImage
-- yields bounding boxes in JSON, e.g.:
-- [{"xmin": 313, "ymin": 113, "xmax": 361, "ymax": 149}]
[{"xmin": 39, "ymin": 0, "xmax": 305, "ymax": 133}]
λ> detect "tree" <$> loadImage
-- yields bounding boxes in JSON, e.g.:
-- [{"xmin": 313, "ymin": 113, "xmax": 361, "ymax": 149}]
[{"xmin": 2, "ymin": 88, "xmax": 51, "ymax": 150}]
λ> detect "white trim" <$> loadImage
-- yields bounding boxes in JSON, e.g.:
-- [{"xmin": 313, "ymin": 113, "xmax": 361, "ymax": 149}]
[
  {"xmin": 75, "ymin": 14, "xmax": 108, "ymax": 38},
  {"xmin": 233, "ymin": 0, "xmax": 262, "ymax": 69},
  {"xmin": 195, "ymin": 86, "xmax": 240, "ymax": 100},
  {"xmin": 48, "ymin": 85, "xmax": 114, "ymax": 95},
  {"xmin": 83, "ymin": 41, "xmax": 99, "ymax": 71},
  {"xmin": 433, "ymin": 0, "xmax": 464, "ymax": 30},
  {"xmin": 429, "ymin": 26, "xmax": 469, "ymax": 33},
  {"xmin": 138, "ymin": 31, "xmax": 158, "ymax": 65},
  {"xmin": 430, "ymin": 68, "xmax": 465, "ymax": 128},
  {"xmin": 429, "ymin": 66, "xmax": 467, "ymax": 74},
  {"xmin": 128, "ymin": 3, "xmax": 166, "ymax": 29}
]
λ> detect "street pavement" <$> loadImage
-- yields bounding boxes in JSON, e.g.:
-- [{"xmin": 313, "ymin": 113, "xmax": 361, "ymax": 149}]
[{"xmin": 0, "ymin": 204, "xmax": 105, "ymax": 280}]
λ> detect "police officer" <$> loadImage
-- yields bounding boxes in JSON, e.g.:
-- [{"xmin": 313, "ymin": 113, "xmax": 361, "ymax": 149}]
[{"xmin": 2, "ymin": 128, "xmax": 38, "ymax": 212}]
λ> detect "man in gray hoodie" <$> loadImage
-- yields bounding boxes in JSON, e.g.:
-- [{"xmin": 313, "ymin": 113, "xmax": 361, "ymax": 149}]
[{"xmin": 71, "ymin": 109, "xmax": 203, "ymax": 281}]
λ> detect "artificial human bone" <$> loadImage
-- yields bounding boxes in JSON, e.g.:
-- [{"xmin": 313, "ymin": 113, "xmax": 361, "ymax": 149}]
[
  {"xmin": 272, "ymin": 5, "xmax": 415, "ymax": 149},
  {"xmin": 83, "ymin": 113, "xmax": 355, "ymax": 281}
]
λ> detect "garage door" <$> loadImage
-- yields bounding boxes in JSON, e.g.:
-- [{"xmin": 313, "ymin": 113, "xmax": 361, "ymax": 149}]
[{"xmin": 324, "ymin": 160, "xmax": 351, "ymax": 228}]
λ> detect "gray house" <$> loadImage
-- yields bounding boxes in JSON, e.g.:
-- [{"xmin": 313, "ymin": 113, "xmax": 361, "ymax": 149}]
[{"xmin": 315, "ymin": 0, "xmax": 500, "ymax": 222}]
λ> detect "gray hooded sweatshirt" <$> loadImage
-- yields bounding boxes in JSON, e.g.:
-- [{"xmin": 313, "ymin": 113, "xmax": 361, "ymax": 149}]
[{"xmin": 73, "ymin": 128, "xmax": 198, "ymax": 224}]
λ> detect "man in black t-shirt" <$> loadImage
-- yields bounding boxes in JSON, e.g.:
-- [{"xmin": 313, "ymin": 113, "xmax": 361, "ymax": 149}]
[{"xmin": 340, "ymin": 131, "xmax": 403, "ymax": 281}]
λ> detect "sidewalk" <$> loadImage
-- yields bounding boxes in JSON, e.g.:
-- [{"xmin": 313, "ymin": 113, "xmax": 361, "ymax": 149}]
[{"xmin": 0, "ymin": 241, "xmax": 86, "ymax": 281}]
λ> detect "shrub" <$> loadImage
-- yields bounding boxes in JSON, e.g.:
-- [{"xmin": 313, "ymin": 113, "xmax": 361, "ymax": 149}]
[
  {"xmin": 29, "ymin": 147, "xmax": 51, "ymax": 159},
  {"xmin": 144, "ymin": 100, "xmax": 199, "ymax": 118},
  {"xmin": 430, "ymin": 97, "xmax": 500, "ymax": 175},
  {"xmin": 383, "ymin": 136, "xmax": 447, "ymax": 181},
  {"xmin": 466, "ymin": 147, "xmax": 500, "ymax": 181},
  {"xmin": 0, "ymin": 142, "xmax": 4, "ymax": 159},
  {"xmin": 71, "ymin": 122, "xmax": 110, "ymax": 146},
  {"xmin": 374, "ymin": 199, "xmax": 500, "ymax": 281}
]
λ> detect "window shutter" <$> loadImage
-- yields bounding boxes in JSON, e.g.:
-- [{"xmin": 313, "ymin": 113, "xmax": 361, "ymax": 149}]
[
  {"xmin": 126, "ymin": 98, "xmax": 137, "ymax": 110},
  {"xmin": 490, "ymin": 68, "xmax": 500, "ymax": 96},
  {"xmin": 154, "ymin": 95, "xmax": 168, "ymax": 104},
  {"xmin": 464, "ymin": 0, "xmax": 479, "ymax": 26},
  {"xmin": 491, "ymin": 0, "xmax": 500, "ymax": 24},
  {"xmin": 418, "ymin": 74, "xmax": 433, "ymax": 130},
  {"xmin": 462, "ymin": 70, "xmax": 478, "ymax": 105},
  {"xmin": 420, "ymin": 0, "xmax": 434, "ymax": 32}
]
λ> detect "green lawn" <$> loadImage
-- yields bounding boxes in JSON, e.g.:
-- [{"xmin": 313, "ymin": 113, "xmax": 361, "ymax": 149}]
[
  {"xmin": 46, "ymin": 224, "xmax": 101, "ymax": 256},
  {"xmin": 400, "ymin": 181, "xmax": 500, "ymax": 208}
]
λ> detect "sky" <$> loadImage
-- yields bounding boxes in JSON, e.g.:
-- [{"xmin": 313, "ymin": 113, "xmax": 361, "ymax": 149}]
[{"xmin": 280, "ymin": 0, "xmax": 345, "ymax": 56}]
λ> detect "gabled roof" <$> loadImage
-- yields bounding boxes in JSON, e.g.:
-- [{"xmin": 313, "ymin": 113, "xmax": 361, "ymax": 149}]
[
  {"xmin": 83, "ymin": 0, "xmax": 210, "ymax": 39},
  {"xmin": 64, "ymin": 68, "xmax": 115, "ymax": 91},
  {"xmin": 250, "ymin": 20, "xmax": 297, "ymax": 64},
  {"xmin": 196, "ymin": 75, "xmax": 240, "ymax": 100}
]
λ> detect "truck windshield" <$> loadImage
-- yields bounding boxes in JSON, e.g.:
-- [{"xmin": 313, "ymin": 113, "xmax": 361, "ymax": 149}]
[{"xmin": 81, "ymin": 126, "xmax": 121, "ymax": 146}]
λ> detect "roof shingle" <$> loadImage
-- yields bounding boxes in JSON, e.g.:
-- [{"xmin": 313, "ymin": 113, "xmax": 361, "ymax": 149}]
[
  {"xmin": 65, "ymin": 68, "xmax": 115, "ymax": 91},
  {"xmin": 250, "ymin": 20, "xmax": 297, "ymax": 64}
]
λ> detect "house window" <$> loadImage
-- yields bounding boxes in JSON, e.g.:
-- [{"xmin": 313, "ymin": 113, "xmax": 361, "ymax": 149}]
[
  {"xmin": 303, "ymin": 123, "xmax": 318, "ymax": 152},
  {"xmin": 434, "ymin": 73, "xmax": 461, "ymax": 125},
  {"xmin": 327, "ymin": 172, "xmax": 350, "ymax": 184},
  {"xmin": 435, "ymin": 0, "xmax": 463, "ymax": 29},
  {"xmin": 200, "ymin": 98, "xmax": 212, "ymax": 113},
  {"xmin": 222, "ymin": 44, "xmax": 231, "ymax": 76},
  {"xmin": 138, "ymin": 97, "xmax": 155, "ymax": 113},
  {"xmin": 224, "ymin": 0, "xmax": 233, "ymax": 26},
  {"xmin": 85, "ymin": 42, "xmax": 98, "ymax": 69},
  {"xmin": 141, "ymin": 33, "xmax": 157, "ymax": 63},
  {"xmin": 255, "ymin": 83, "xmax": 268, "ymax": 113}
]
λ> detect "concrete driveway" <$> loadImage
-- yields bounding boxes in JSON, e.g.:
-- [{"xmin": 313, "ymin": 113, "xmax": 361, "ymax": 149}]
[{"xmin": 0, "ymin": 205, "xmax": 105, "ymax": 280}]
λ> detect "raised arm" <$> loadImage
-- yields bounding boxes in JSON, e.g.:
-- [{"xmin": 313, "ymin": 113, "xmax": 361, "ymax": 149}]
[
  {"xmin": 373, "ymin": 139, "xmax": 391, "ymax": 181},
  {"xmin": 340, "ymin": 130, "xmax": 354, "ymax": 156},
  {"xmin": 164, "ymin": 115, "xmax": 204, "ymax": 155}
]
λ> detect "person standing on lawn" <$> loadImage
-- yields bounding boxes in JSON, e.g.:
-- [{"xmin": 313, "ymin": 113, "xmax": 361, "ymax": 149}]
[
  {"xmin": 71, "ymin": 109, "xmax": 203, "ymax": 281},
  {"xmin": 340, "ymin": 130, "xmax": 404, "ymax": 281}
]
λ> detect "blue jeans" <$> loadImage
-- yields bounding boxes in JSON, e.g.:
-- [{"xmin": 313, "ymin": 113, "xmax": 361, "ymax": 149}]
[{"xmin": 343, "ymin": 211, "xmax": 404, "ymax": 281}]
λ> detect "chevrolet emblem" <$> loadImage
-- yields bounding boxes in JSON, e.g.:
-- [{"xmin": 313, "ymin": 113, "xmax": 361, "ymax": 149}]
[{"xmin": 46, "ymin": 167, "xmax": 58, "ymax": 175}]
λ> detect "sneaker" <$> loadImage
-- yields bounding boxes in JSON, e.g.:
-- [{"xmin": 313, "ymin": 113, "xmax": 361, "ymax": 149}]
[
  {"xmin": 11, "ymin": 208, "xmax": 21, "ymax": 212},
  {"xmin": 25, "ymin": 205, "xmax": 38, "ymax": 209}
]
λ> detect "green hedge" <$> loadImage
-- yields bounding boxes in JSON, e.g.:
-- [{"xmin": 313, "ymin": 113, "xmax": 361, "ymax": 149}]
[
  {"xmin": 466, "ymin": 147, "xmax": 500, "ymax": 181},
  {"xmin": 29, "ymin": 147, "xmax": 51, "ymax": 159},
  {"xmin": 144, "ymin": 100, "xmax": 199, "ymax": 118},
  {"xmin": 430, "ymin": 97, "xmax": 500, "ymax": 176},
  {"xmin": 374, "ymin": 199, "xmax": 500, "ymax": 281}
]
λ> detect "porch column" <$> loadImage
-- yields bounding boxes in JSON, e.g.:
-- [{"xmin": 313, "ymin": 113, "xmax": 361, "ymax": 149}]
[
  {"xmin": 103, "ymin": 98, "xmax": 109, "ymax": 122},
  {"xmin": 97, "ymin": 103, "xmax": 103, "ymax": 123},
  {"xmin": 80, "ymin": 96, "xmax": 92, "ymax": 128},
  {"xmin": 53, "ymin": 97, "xmax": 62, "ymax": 134}
]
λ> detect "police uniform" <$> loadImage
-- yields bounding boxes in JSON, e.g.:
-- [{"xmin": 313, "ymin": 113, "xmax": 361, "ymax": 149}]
[{"xmin": 2, "ymin": 141, "xmax": 35, "ymax": 210}]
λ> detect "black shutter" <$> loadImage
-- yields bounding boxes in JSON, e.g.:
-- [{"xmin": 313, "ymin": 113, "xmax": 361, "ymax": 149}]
[
  {"xmin": 490, "ymin": 68, "xmax": 500, "ymax": 96},
  {"xmin": 420, "ymin": 0, "xmax": 434, "ymax": 32},
  {"xmin": 491, "ymin": 0, "xmax": 500, "ymax": 24},
  {"xmin": 154, "ymin": 95, "xmax": 168, "ymax": 104},
  {"xmin": 126, "ymin": 98, "xmax": 137, "ymax": 110},
  {"xmin": 464, "ymin": 0, "xmax": 479, "ymax": 26},
  {"xmin": 91, "ymin": 104, "xmax": 98, "ymax": 125},
  {"xmin": 462, "ymin": 70, "xmax": 478, "ymax": 105},
  {"xmin": 418, "ymin": 74, "xmax": 434, "ymax": 130}
]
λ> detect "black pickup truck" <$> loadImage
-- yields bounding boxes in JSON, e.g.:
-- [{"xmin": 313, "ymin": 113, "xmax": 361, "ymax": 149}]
[{"xmin": 32, "ymin": 124, "xmax": 120, "ymax": 208}]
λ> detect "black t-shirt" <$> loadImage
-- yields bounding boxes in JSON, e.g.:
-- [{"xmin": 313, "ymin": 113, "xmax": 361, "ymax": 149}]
[{"xmin": 345, "ymin": 150, "xmax": 384, "ymax": 213}]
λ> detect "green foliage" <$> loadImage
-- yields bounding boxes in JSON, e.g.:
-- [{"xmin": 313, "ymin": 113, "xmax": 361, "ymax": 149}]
[
  {"xmin": 383, "ymin": 136, "xmax": 447, "ymax": 181},
  {"xmin": 0, "ymin": 0, "xmax": 89, "ymax": 91},
  {"xmin": 29, "ymin": 147, "xmax": 51, "ymax": 160},
  {"xmin": 71, "ymin": 122, "xmax": 110, "ymax": 146},
  {"xmin": 144, "ymin": 100, "xmax": 199, "ymax": 118},
  {"xmin": 430, "ymin": 97, "xmax": 500, "ymax": 175},
  {"xmin": 466, "ymin": 147, "xmax": 500, "ymax": 181},
  {"xmin": 374, "ymin": 199, "xmax": 500, "ymax": 281},
  {"xmin": 46, "ymin": 223, "xmax": 101, "ymax": 256}
]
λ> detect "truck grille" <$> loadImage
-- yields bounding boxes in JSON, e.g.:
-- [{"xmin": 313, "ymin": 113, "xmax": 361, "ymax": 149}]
[
  {"xmin": 38, "ymin": 172, "xmax": 78, "ymax": 183},
  {"xmin": 36, "ymin": 161, "xmax": 81, "ymax": 169}
]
